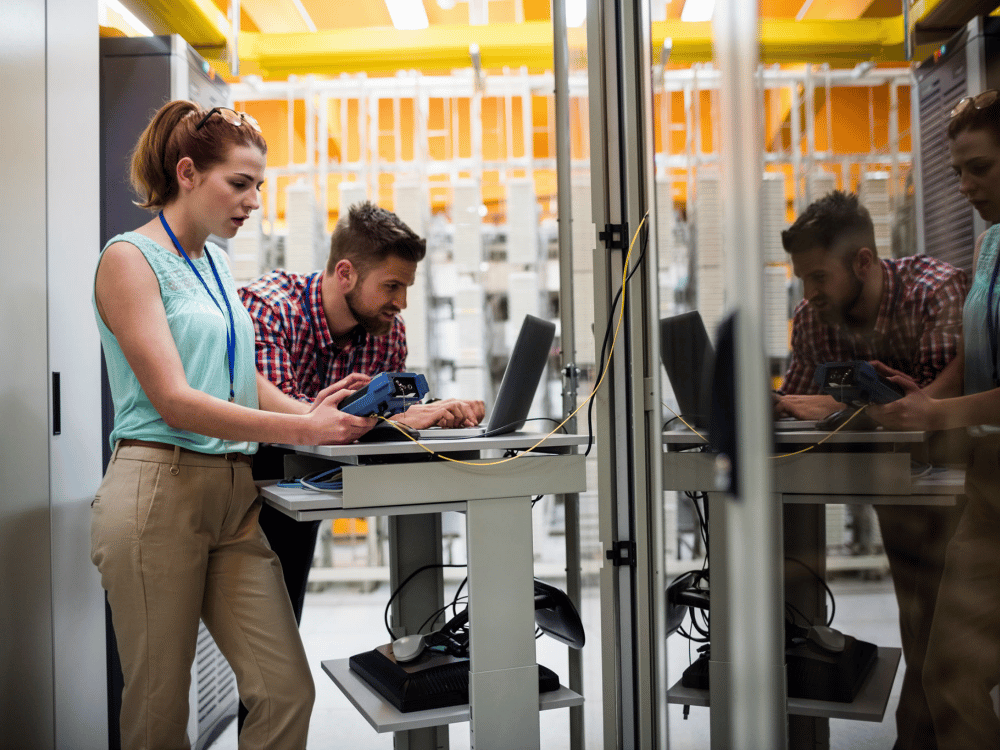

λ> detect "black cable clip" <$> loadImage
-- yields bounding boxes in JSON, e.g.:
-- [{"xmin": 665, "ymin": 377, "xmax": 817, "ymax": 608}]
[
  {"xmin": 606, "ymin": 540, "xmax": 637, "ymax": 567},
  {"xmin": 598, "ymin": 223, "xmax": 628, "ymax": 252}
]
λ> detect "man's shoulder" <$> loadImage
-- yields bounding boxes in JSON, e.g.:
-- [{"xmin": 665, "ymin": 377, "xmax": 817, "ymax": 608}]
[
  {"xmin": 240, "ymin": 269, "xmax": 313, "ymax": 308},
  {"xmin": 890, "ymin": 255, "xmax": 966, "ymax": 290},
  {"xmin": 790, "ymin": 297, "xmax": 819, "ymax": 329}
]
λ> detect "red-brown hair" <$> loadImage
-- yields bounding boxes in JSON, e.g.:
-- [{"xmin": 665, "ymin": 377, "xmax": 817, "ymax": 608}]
[{"xmin": 129, "ymin": 100, "xmax": 267, "ymax": 212}]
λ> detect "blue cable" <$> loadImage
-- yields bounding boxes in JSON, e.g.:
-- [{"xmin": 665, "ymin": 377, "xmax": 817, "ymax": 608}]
[{"xmin": 278, "ymin": 467, "xmax": 344, "ymax": 492}]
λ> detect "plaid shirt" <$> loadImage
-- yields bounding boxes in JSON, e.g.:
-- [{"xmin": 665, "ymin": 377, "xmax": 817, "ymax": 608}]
[
  {"xmin": 239, "ymin": 270, "xmax": 407, "ymax": 402},
  {"xmin": 780, "ymin": 256, "xmax": 968, "ymax": 395}
]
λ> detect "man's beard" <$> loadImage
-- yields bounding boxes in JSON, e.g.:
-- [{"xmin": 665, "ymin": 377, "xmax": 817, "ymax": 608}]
[
  {"xmin": 817, "ymin": 275, "xmax": 864, "ymax": 326},
  {"xmin": 345, "ymin": 287, "xmax": 394, "ymax": 337}
]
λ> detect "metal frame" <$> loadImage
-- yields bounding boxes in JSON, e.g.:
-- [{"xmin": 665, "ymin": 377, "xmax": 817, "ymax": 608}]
[{"xmin": 586, "ymin": 1, "xmax": 666, "ymax": 747}]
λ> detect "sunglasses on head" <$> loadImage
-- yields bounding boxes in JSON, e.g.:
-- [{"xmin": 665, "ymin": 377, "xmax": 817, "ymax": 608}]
[
  {"xmin": 194, "ymin": 107, "xmax": 261, "ymax": 133},
  {"xmin": 950, "ymin": 90, "xmax": 1000, "ymax": 119}
]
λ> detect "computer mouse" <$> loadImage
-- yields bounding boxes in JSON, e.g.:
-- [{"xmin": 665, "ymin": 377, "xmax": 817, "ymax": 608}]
[
  {"xmin": 807, "ymin": 625, "xmax": 846, "ymax": 653},
  {"xmin": 391, "ymin": 634, "xmax": 427, "ymax": 662},
  {"xmin": 816, "ymin": 407, "xmax": 878, "ymax": 432}
]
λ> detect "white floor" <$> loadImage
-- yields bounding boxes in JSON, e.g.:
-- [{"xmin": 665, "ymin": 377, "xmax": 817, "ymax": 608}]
[{"xmin": 210, "ymin": 570, "xmax": 903, "ymax": 749}]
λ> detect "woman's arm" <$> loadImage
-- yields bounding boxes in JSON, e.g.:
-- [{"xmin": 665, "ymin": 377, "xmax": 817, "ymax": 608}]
[
  {"xmin": 871, "ymin": 381, "xmax": 1000, "ymax": 432},
  {"xmin": 96, "ymin": 242, "xmax": 373, "ymax": 445},
  {"xmin": 256, "ymin": 372, "xmax": 310, "ymax": 415},
  {"xmin": 921, "ymin": 346, "xmax": 965, "ymax": 399}
]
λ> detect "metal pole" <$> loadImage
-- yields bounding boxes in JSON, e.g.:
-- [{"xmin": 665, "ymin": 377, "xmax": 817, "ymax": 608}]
[
  {"xmin": 713, "ymin": 0, "xmax": 786, "ymax": 748},
  {"xmin": 229, "ymin": 0, "xmax": 240, "ymax": 77},
  {"xmin": 552, "ymin": 2, "xmax": 584, "ymax": 748}
]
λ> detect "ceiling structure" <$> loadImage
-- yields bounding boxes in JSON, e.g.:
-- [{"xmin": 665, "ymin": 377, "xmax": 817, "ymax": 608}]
[{"xmin": 120, "ymin": 0, "xmax": 998, "ymax": 78}]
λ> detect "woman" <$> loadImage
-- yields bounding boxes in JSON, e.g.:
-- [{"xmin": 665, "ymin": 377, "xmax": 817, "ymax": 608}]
[
  {"xmin": 92, "ymin": 100, "xmax": 375, "ymax": 749},
  {"xmin": 872, "ymin": 89, "xmax": 1000, "ymax": 747}
]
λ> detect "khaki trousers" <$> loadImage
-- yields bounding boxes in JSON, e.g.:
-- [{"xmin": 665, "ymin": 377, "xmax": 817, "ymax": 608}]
[
  {"xmin": 91, "ymin": 443, "xmax": 315, "ymax": 750},
  {"xmin": 923, "ymin": 436, "xmax": 1000, "ymax": 748},
  {"xmin": 875, "ymin": 502, "xmax": 959, "ymax": 750}
]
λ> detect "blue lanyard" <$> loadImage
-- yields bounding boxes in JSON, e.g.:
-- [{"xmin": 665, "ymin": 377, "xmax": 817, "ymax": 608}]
[
  {"xmin": 158, "ymin": 212, "xmax": 237, "ymax": 402},
  {"xmin": 986, "ymin": 254, "xmax": 1000, "ymax": 388},
  {"xmin": 988, "ymin": 251, "xmax": 1000, "ymax": 388}
]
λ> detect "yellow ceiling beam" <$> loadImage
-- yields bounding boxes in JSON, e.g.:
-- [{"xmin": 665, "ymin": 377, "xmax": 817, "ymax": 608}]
[
  {"xmin": 239, "ymin": 22, "xmax": 583, "ymax": 76},
  {"xmin": 128, "ymin": 0, "xmax": 960, "ymax": 75},
  {"xmin": 239, "ymin": 18, "xmax": 914, "ymax": 76},
  {"xmin": 796, "ymin": 0, "xmax": 875, "ymax": 21},
  {"xmin": 125, "ymin": 0, "xmax": 231, "ymax": 48},
  {"xmin": 240, "ymin": 0, "xmax": 313, "ymax": 33}
]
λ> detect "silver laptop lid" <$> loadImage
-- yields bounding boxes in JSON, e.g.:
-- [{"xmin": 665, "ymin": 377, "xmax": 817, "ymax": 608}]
[
  {"xmin": 485, "ymin": 314, "xmax": 556, "ymax": 435},
  {"xmin": 416, "ymin": 314, "xmax": 556, "ymax": 439}
]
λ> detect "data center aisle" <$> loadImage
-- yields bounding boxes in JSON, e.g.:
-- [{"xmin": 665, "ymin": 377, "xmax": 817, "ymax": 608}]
[{"xmin": 211, "ymin": 575, "xmax": 901, "ymax": 749}]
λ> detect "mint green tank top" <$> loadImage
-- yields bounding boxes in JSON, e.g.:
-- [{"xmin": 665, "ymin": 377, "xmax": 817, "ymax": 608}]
[
  {"xmin": 963, "ymin": 224, "xmax": 1000, "ymax": 434},
  {"xmin": 94, "ymin": 232, "xmax": 259, "ymax": 454}
]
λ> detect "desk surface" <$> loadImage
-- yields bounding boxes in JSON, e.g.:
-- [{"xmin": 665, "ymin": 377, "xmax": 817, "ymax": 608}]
[
  {"xmin": 263, "ymin": 433, "xmax": 589, "ymax": 521},
  {"xmin": 662, "ymin": 427, "xmax": 928, "ymax": 447},
  {"xmin": 277, "ymin": 430, "xmax": 589, "ymax": 461}
]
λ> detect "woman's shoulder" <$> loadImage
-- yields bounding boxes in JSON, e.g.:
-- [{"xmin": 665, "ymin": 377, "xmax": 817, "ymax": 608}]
[
  {"xmin": 973, "ymin": 226, "xmax": 1000, "ymax": 271},
  {"xmin": 103, "ymin": 230, "xmax": 166, "ymax": 253},
  {"xmin": 100, "ymin": 234, "xmax": 154, "ymax": 268},
  {"xmin": 101, "ymin": 231, "xmax": 174, "ymax": 268}
]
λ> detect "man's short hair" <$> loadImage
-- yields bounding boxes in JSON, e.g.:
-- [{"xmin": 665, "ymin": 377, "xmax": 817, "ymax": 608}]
[
  {"xmin": 326, "ymin": 201, "xmax": 426, "ymax": 277},
  {"xmin": 781, "ymin": 190, "xmax": 878, "ymax": 264}
]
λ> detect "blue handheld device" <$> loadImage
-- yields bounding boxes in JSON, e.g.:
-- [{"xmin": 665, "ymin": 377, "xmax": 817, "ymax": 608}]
[
  {"xmin": 338, "ymin": 372, "xmax": 429, "ymax": 417},
  {"xmin": 814, "ymin": 361, "xmax": 904, "ymax": 406}
]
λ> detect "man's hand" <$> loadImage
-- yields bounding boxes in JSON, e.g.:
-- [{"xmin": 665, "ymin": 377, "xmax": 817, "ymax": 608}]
[
  {"xmin": 393, "ymin": 398, "xmax": 486, "ymax": 430},
  {"xmin": 308, "ymin": 374, "xmax": 372, "ymax": 413},
  {"xmin": 773, "ymin": 393, "xmax": 843, "ymax": 421}
]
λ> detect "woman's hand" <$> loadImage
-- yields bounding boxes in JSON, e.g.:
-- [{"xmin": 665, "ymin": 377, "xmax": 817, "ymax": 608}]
[
  {"xmin": 869, "ymin": 361, "xmax": 918, "ymax": 391},
  {"xmin": 867, "ymin": 371, "xmax": 943, "ymax": 431},
  {"xmin": 306, "ymin": 388, "xmax": 377, "ymax": 444},
  {"xmin": 308, "ymin": 374, "xmax": 372, "ymax": 413},
  {"xmin": 393, "ymin": 399, "xmax": 486, "ymax": 430}
]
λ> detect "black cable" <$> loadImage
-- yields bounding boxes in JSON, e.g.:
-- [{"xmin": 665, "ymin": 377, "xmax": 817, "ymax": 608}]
[
  {"xmin": 684, "ymin": 491, "xmax": 709, "ymax": 552},
  {"xmin": 662, "ymin": 415, "xmax": 687, "ymax": 430},
  {"xmin": 450, "ymin": 576, "xmax": 468, "ymax": 622},
  {"xmin": 670, "ymin": 567, "xmax": 711, "ymax": 644},
  {"xmin": 585, "ymin": 220, "xmax": 650, "ymax": 457},
  {"xmin": 383, "ymin": 563, "xmax": 468, "ymax": 640},
  {"xmin": 784, "ymin": 556, "xmax": 837, "ymax": 627},
  {"xmin": 417, "ymin": 596, "xmax": 470, "ymax": 635},
  {"xmin": 785, "ymin": 601, "xmax": 811, "ymax": 629}
]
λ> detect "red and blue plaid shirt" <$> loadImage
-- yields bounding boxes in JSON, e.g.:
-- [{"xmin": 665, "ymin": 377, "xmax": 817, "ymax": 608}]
[
  {"xmin": 780, "ymin": 256, "xmax": 968, "ymax": 395},
  {"xmin": 239, "ymin": 270, "xmax": 407, "ymax": 402}
]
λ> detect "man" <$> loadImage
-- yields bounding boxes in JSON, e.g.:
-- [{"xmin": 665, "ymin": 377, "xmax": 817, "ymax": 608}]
[
  {"xmin": 774, "ymin": 190, "xmax": 967, "ymax": 750},
  {"xmin": 236, "ymin": 201, "xmax": 484, "ymax": 730}
]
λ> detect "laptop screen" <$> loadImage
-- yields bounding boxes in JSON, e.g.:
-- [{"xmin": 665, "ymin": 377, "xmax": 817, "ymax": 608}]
[
  {"xmin": 659, "ymin": 311, "xmax": 715, "ymax": 429},
  {"xmin": 486, "ymin": 314, "xmax": 556, "ymax": 435}
]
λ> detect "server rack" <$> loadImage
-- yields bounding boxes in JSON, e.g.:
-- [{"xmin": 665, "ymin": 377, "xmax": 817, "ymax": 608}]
[
  {"xmin": 914, "ymin": 16, "xmax": 1000, "ymax": 274},
  {"xmin": 99, "ymin": 34, "xmax": 237, "ymax": 750}
]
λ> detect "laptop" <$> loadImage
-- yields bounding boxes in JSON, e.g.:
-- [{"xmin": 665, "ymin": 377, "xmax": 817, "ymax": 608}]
[
  {"xmin": 416, "ymin": 314, "xmax": 557, "ymax": 439},
  {"xmin": 659, "ymin": 311, "xmax": 815, "ymax": 432},
  {"xmin": 660, "ymin": 311, "xmax": 715, "ymax": 429}
]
